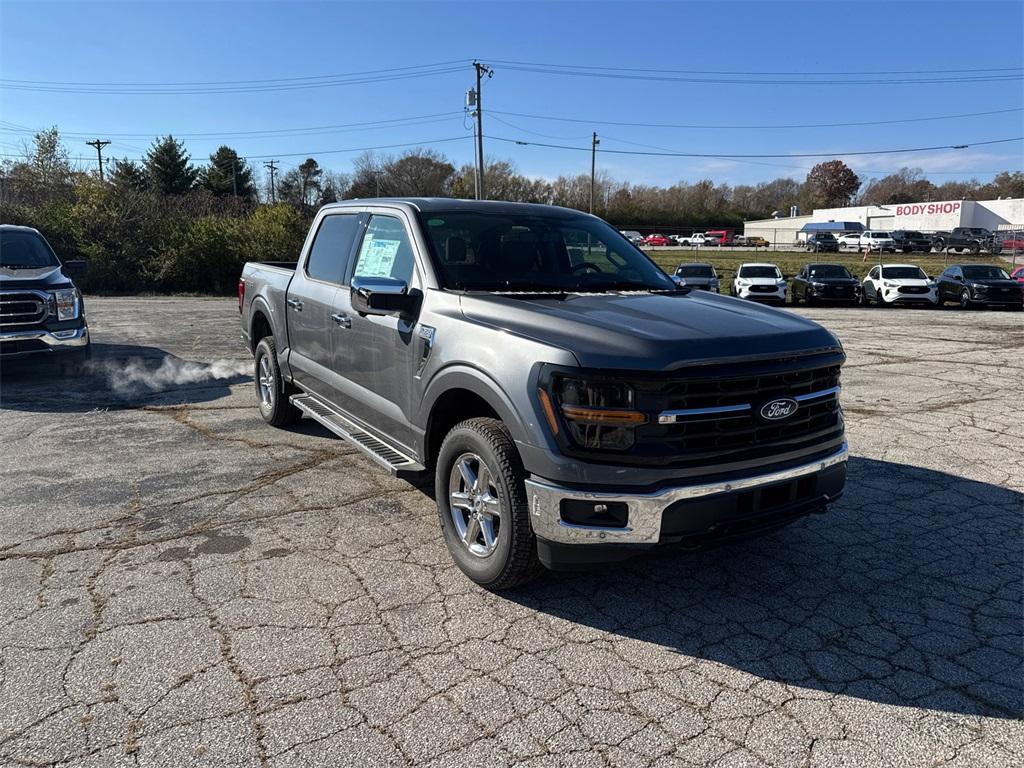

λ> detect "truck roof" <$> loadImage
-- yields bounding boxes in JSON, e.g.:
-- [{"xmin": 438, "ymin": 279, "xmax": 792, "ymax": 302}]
[{"xmin": 320, "ymin": 198, "xmax": 592, "ymax": 219}]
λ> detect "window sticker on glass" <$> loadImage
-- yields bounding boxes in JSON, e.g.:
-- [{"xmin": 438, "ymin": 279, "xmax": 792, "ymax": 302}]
[{"xmin": 357, "ymin": 236, "xmax": 401, "ymax": 277}]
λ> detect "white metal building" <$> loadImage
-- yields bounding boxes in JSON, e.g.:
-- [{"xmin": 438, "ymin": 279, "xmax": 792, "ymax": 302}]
[{"xmin": 744, "ymin": 197, "xmax": 1023, "ymax": 245}]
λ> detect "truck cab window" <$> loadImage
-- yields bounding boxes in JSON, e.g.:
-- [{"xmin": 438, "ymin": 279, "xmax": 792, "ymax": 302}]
[
  {"xmin": 352, "ymin": 215, "xmax": 416, "ymax": 284},
  {"xmin": 305, "ymin": 214, "xmax": 361, "ymax": 284}
]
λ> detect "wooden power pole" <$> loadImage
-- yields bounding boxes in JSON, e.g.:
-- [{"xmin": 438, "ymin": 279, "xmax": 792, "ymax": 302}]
[{"xmin": 86, "ymin": 139, "xmax": 111, "ymax": 181}]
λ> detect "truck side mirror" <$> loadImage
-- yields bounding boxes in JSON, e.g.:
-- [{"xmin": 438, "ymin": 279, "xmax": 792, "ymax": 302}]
[
  {"xmin": 62, "ymin": 260, "xmax": 88, "ymax": 277},
  {"xmin": 351, "ymin": 276, "xmax": 414, "ymax": 316}
]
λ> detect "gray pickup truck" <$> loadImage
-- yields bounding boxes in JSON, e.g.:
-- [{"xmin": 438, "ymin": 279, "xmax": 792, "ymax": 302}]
[{"xmin": 239, "ymin": 199, "xmax": 848, "ymax": 588}]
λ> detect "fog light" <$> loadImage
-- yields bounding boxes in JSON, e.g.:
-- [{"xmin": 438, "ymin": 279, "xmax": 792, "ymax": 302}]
[{"xmin": 560, "ymin": 499, "xmax": 629, "ymax": 528}]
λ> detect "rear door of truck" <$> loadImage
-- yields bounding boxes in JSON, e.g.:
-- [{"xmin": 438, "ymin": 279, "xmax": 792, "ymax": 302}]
[
  {"xmin": 285, "ymin": 210, "xmax": 364, "ymax": 402},
  {"xmin": 330, "ymin": 207, "xmax": 423, "ymax": 451}
]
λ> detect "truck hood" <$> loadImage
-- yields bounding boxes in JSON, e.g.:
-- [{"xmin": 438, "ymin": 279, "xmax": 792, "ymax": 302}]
[
  {"xmin": 0, "ymin": 265, "xmax": 74, "ymax": 291},
  {"xmin": 459, "ymin": 290, "xmax": 839, "ymax": 370},
  {"xmin": 737, "ymin": 277, "xmax": 783, "ymax": 286}
]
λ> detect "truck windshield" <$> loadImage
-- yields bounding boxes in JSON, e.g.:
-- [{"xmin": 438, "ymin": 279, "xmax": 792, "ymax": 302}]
[
  {"xmin": 0, "ymin": 229, "xmax": 60, "ymax": 269},
  {"xmin": 418, "ymin": 212, "xmax": 676, "ymax": 293}
]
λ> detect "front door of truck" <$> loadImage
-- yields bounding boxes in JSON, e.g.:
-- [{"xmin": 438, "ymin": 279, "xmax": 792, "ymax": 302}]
[
  {"xmin": 332, "ymin": 211, "xmax": 422, "ymax": 452},
  {"xmin": 286, "ymin": 211, "xmax": 363, "ymax": 402}
]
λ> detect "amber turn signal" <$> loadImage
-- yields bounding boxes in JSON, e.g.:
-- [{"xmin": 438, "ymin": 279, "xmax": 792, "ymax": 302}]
[
  {"xmin": 537, "ymin": 388, "xmax": 560, "ymax": 435},
  {"xmin": 560, "ymin": 405, "xmax": 647, "ymax": 426}
]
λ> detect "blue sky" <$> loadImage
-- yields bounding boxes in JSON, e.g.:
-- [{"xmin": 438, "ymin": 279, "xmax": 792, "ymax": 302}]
[{"xmin": 1, "ymin": 0, "xmax": 1022, "ymax": 187}]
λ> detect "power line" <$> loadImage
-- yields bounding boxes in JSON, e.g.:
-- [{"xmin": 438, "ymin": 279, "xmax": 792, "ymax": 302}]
[
  {"xmin": 494, "ymin": 63, "xmax": 1023, "ymax": 86},
  {"xmin": 0, "ymin": 65, "xmax": 467, "ymax": 95},
  {"xmin": 486, "ymin": 59, "xmax": 1024, "ymax": 76},
  {"xmin": 0, "ymin": 60, "xmax": 470, "ymax": 87},
  {"xmin": 488, "ymin": 107, "xmax": 1024, "ymax": 131},
  {"xmin": 0, "ymin": 112, "xmax": 467, "ymax": 140},
  {"xmin": 487, "ymin": 134, "xmax": 1024, "ymax": 159},
  {"xmin": 0, "ymin": 135, "xmax": 473, "ymax": 163}
]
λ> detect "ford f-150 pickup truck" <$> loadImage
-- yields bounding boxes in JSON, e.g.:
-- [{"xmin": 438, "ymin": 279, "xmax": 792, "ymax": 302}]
[
  {"xmin": 931, "ymin": 227, "xmax": 1001, "ymax": 255},
  {"xmin": 239, "ymin": 199, "xmax": 848, "ymax": 588},
  {"xmin": 0, "ymin": 224, "xmax": 90, "ymax": 368}
]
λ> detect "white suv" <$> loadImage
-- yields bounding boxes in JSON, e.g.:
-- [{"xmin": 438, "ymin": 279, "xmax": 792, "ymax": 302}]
[
  {"xmin": 731, "ymin": 263, "xmax": 787, "ymax": 303},
  {"xmin": 858, "ymin": 231, "xmax": 897, "ymax": 253},
  {"xmin": 861, "ymin": 264, "xmax": 938, "ymax": 307}
]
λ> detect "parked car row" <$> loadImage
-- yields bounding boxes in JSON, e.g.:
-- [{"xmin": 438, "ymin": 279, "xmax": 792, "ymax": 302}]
[
  {"xmin": 825, "ymin": 227, "xmax": 1005, "ymax": 255},
  {"xmin": 673, "ymin": 259, "xmax": 1023, "ymax": 310},
  {"xmin": 620, "ymin": 230, "xmax": 771, "ymax": 248}
]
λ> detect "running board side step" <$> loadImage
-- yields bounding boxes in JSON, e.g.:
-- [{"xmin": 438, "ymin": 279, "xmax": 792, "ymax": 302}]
[{"xmin": 290, "ymin": 393, "xmax": 426, "ymax": 477}]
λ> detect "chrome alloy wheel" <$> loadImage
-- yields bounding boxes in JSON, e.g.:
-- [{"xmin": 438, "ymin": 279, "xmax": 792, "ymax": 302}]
[
  {"xmin": 448, "ymin": 452, "xmax": 502, "ymax": 558},
  {"xmin": 257, "ymin": 354, "xmax": 274, "ymax": 409}
]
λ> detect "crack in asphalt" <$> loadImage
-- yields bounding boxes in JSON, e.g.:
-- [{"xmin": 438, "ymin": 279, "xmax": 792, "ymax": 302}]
[{"xmin": 0, "ymin": 299, "xmax": 1021, "ymax": 767}]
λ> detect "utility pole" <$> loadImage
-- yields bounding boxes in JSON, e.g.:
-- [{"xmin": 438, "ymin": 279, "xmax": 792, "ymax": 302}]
[
  {"xmin": 472, "ymin": 61, "xmax": 492, "ymax": 200},
  {"xmin": 86, "ymin": 139, "xmax": 111, "ymax": 181},
  {"xmin": 264, "ymin": 160, "xmax": 279, "ymax": 204},
  {"xmin": 231, "ymin": 159, "xmax": 238, "ymax": 197},
  {"xmin": 589, "ymin": 132, "xmax": 600, "ymax": 214}
]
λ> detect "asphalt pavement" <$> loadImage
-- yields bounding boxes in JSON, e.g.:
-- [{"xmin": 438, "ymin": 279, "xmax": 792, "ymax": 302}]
[{"xmin": 1, "ymin": 296, "xmax": 1021, "ymax": 767}]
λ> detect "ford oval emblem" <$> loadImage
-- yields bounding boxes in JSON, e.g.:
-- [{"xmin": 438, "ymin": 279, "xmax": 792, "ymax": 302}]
[{"xmin": 760, "ymin": 398, "xmax": 798, "ymax": 421}]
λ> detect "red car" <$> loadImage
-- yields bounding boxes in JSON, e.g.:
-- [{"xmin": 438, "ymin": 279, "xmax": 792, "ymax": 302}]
[
  {"xmin": 705, "ymin": 229, "xmax": 734, "ymax": 246},
  {"xmin": 641, "ymin": 234, "xmax": 672, "ymax": 247},
  {"xmin": 1000, "ymin": 231, "xmax": 1024, "ymax": 253},
  {"xmin": 1011, "ymin": 265, "xmax": 1024, "ymax": 284}
]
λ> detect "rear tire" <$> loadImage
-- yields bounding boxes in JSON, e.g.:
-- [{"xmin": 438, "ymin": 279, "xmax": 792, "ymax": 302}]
[
  {"xmin": 254, "ymin": 336, "xmax": 302, "ymax": 427},
  {"xmin": 435, "ymin": 417, "xmax": 541, "ymax": 590}
]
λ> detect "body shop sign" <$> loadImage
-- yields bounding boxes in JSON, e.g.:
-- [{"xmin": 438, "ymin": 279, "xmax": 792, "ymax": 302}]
[
  {"xmin": 895, "ymin": 202, "xmax": 961, "ymax": 217},
  {"xmin": 893, "ymin": 200, "xmax": 965, "ymax": 228}
]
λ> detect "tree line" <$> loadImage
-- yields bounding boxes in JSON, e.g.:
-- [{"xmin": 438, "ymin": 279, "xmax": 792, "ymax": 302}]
[{"xmin": 1, "ymin": 128, "xmax": 1020, "ymax": 294}]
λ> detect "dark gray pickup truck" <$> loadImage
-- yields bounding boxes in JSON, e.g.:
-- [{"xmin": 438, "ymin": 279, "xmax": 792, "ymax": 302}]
[
  {"xmin": 0, "ymin": 224, "xmax": 90, "ymax": 367},
  {"xmin": 239, "ymin": 199, "xmax": 847, "ymax": 588}
]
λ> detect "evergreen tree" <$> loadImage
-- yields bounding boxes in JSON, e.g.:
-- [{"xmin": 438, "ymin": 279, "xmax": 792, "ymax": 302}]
[
  {"xmin": 144, "ymin": 135, "xmax": 197, "ymax": 195},
  {"xmin": 199, "ymin": 146, "xmax": 255, "ymax": 201},
  {"xmin": 108, "ymin": 158, "xmax": 149, "ymax": 193}
]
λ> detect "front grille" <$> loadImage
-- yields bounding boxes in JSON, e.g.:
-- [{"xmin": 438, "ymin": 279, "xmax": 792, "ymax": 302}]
[
  {"xmin": 0, "ymin": 291, "xmax": 49, "ymax": 328},
  {"xmin": 898, "ymin": 286, "xmax": 929, "ymax": 294},
  {"xmin": 565, "ymin": 354, "xmax": 844, "ymax": 469},
  {"xmin": 749, "ymin": 284, "xmax": 778, "ymax": 293},
  {"xmin": 0, "ymin": 339, "xmax": 48, "ymax": 355},
  {"xmin": 823, "ymin": 285, "xmax": 855, "ymax": 297}
]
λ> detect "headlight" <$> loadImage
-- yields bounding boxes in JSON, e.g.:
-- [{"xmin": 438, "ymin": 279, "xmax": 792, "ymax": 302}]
[
  {"xmin": 883, "ymin": 281, "xmax": 897, "ymax": 288},
  {"xmin": 971, "ymin": 283, "xmax": 986, "ymax": 291},
  {"xmin": 545, "ymin": 376, "xmax": 646, "ymax": 451},
  {"xmin": 811, "ymin": 282, "xmax": 827, "ymax": 289},
  {"xmin": 53, "ymin": 288, "xmax": 79, "ymax": 321}
]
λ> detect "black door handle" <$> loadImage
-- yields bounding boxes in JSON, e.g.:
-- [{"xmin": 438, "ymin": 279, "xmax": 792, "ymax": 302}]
[{"xmin": 331, "ymin": 313, "xmax": 351, "ymax": 328}]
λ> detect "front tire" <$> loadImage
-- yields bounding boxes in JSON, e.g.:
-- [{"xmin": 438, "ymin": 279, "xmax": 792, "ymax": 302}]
[
  {"xmin": 254, "ymin": 337, "xmax": 302, "ymax": 427},
  {"xmin": 959, "ymin": 289, "xmax": 973, "ymax": 310},
  {"xmin": 875, "ymin": 288, "xmax": 886, "ymax": 307},
  {"xmin": 435, "ymin": 418, "xmax": 541, "ymax": 590}
]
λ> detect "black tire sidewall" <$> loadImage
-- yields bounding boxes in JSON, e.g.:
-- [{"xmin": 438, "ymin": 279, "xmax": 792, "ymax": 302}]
[
  {"xmin": 254, "ymin": 337, "xmax": 299, "ymax": 426},
  {"xmin": 435, "ymin": 419, "xmax": 531, "ymax": 587}
]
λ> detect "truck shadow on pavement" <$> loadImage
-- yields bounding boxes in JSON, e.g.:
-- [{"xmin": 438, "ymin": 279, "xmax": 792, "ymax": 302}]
[
  {"xmin": 0, "ymin": 342, "xmax": 251, "ymax": 412},
  {"xmin": 504, "ymin": 457, "xmax": 1022, "ymax": 719}
]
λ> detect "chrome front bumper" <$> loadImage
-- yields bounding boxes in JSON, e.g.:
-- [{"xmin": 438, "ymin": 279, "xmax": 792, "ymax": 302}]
[
  {"xmin": 0, "ymin": 325, "xmax": 90, "ymax": 354},
  {"xmin": 525, "ymin": 443, "xmax": 848, "ymax": 545}
]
